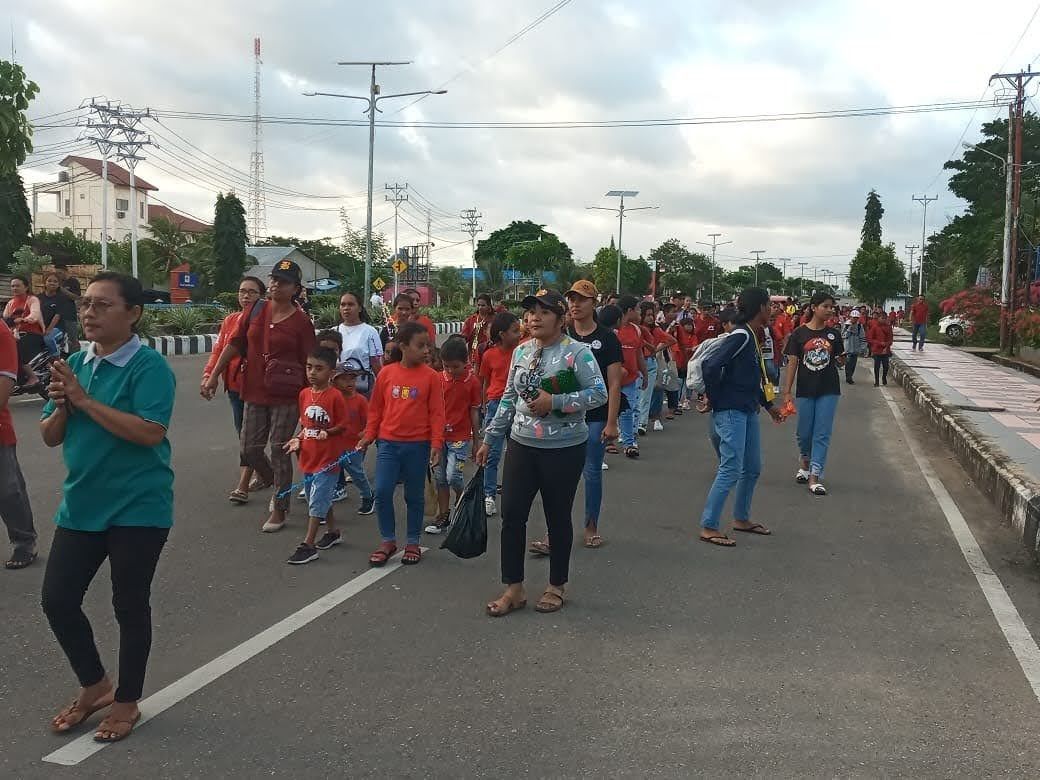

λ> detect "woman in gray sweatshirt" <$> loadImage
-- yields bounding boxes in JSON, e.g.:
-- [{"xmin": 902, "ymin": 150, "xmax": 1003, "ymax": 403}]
[{"xmin": 477, "ymin": 289, "xmax": 607, "ymax": 617}]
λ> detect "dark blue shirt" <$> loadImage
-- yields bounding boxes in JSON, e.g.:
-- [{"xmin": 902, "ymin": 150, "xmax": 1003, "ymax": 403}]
[{"xmin": 702, "ymin": 325, "xmax": 770, "ymax": 414}]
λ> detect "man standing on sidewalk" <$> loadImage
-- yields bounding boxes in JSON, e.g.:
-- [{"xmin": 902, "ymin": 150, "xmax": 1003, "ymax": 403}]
[
  {"xmin": 842, "ymin": 310, "xmax": 867, "ymax": 384},
  {"xmin": 0, "ymin": 319, "xmax": 38, "ymax": 569},
  {"xmin": 910, "ymin": 295, "xmax": 929, "ymax": 350}
]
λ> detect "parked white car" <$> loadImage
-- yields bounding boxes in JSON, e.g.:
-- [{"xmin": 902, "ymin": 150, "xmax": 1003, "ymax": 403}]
[{"xmin": 939, "ymin": 315, "xmax": 969, "ymax": 340}]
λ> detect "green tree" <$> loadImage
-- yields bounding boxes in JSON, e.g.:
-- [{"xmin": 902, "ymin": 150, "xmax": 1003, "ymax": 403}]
[
  {"xmin": 11, "ymin": 244, "xmax": 50, "ymax": 278},
  {"xmin": 433, "ymin": 265, "xmax": 467, "ymax": 306},
  {"xmin": 648, "ymin": 238, "xmax": 712, "ymax": 296},
  {"xmin": 0, "ymin": 172, "xmax": 31, "ymax": 271},
  {"xmin": 339, "ymin": 209, "xmax": 390, "ymax": 264},
  {"xmin": 144, "ymin": 215, "xmax": 188, "ymax": 278},
  {"xmin": 591, "ymin": 241, "xmax": 651, "ymax": 294},
  {"xmin": 212, "ymin": 192, "xmax": 248, "ymax": 293},
  {"xmin": 861, "ymin": 189, "xmax": 884, "ymax": 246},
  {"xmin": 848, "ymin": 242, "xmax": 906, "ymax": 304},
  {"xmin": 0, "ymin": 60, "xmax": 38, "ymax": 174}
]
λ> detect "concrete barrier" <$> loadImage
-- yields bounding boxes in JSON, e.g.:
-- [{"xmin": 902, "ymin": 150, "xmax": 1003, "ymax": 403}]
[{"xmin": 891, "ymin": 353, "xmax": 1040, "ymax": 562}]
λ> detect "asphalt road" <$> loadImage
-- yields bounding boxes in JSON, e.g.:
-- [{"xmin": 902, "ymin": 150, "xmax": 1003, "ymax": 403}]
[{"xmin": 3, "ymin": 353, "xmax": 1040, "ymax": 778}]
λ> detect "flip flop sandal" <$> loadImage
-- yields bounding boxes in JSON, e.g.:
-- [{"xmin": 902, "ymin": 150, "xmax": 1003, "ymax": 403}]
[
  {"xmin": 51, "ymin": 693, "xmax": 115, "ymax": 734},
  {"xmin": 368, "ymin": 542, "xmax": 397, "ymax": 567},
  {"xmin": 809, "ymin": 483, "xmax": 828, "ymax": 496},
  {"xmin": 228, "ymin": 489, "xmax": 249, "ymax": 504},
  {"xmin": 401, "ymin": 544, "xmax": 422, "ymax": 565},
  {"xmin": 528, "ymin": 540, "xmax": 551, "ymax": 556},
  {"xmin": 486, "ymin": 596, "xmax": 527, "ymax": 617},
  {"xmin": 535, "ymin": 587, "xmax": 565, "ymax": 613},
  {"xmin": 93, "ymin": 711, "xmax": 141, "ymax": 743},
  {"xmin": 4, "ymin": 549, "xmax": 37, "ymax": 569},
  {"xmin": 584, "ymin": 535, "xmax": 604, "ymax": 548},
  {"xmin": 732, "ymin": 524, "xmax": 772, "ymax": 535},
  {"xmin": 699, "ymin": 534, "xmax": 735, "ymax": 547},
  {"xmin": 606, "ymin": 443, "xmax": 620, "ymax": 454}
]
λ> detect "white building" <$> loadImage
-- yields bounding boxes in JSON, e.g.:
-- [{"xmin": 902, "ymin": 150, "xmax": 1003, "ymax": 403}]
[
  {"xmin": 245, "ymin": 246, "xmax": 331, "ymax": 288},
  {"xmin": 31, "ymin": 156, "xmax": 211, "ymax": 244}
]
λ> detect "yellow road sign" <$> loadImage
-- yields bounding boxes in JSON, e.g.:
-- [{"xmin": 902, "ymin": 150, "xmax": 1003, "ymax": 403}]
[
  {"xmin": 391, "ymin": 259, "xmax": 408, "ymax": 275},
  {"xmin": 372, "ymin": 277, "xmax": 386, "ymax": 291}
]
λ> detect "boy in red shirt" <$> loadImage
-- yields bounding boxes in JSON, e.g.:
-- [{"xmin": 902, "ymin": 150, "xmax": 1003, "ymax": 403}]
[
  {"xmin": 285, "ymin": 347, "xmax": 350, "ymax": 565},
  {"xmin": 358, "ymin": 321, "xmax": 445, "ymax": 567},
  {"xmin": 332, "ymin": 358, "xmax": 375, "ymax": 514},
  {"xmin": 0, "ymin": 319, "xmax": 37, "ymax": 569},
  {"xmin": 694, "ymin": 303, "xmax": 721, "ymax": 343},
  {"xmin": 616, "ymin": 296, "xmax": 647, "ymax": 457},
  {"xmin": 478, "ymin": 310, "xmax": 521, "ymax": 515},
  {"xmin": 910, "ymin": 295, "xmax": 929, "ymax": 350},
  {"xmin": 427, "ymin": 336, "xmax": 482, "ymax": 533}
]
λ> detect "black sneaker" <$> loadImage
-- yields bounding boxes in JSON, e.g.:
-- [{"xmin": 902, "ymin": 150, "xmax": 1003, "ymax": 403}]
[
  {"xmin": 315, "ymin": 531, "xmax": 341, "ymax": 550},
  {"xmin": 424, "ymin": 515, "xmax": 450, "ymax": 535},
  {"xmin": 358, "ymin": 498, "xmax": 375, "ymax": 515},
  {"xmin": 286, "ymin": 544, "xmax": 318, "ymax": 565}
]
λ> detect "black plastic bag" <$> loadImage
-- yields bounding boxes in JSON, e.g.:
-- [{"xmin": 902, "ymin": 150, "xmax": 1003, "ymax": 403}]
[{"xmin": 441, "ymin": 466, "xmax": 488, "ymax": 559}]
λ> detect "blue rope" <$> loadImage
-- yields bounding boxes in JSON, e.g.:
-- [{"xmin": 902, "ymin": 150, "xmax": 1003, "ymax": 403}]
[{"xmin": 275, "ymin": 448, "xmax": 364, "ymax": 499}]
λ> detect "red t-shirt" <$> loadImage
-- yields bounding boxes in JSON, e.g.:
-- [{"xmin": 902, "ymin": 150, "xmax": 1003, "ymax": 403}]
[
  {"xmin": 461, "ymin": 314, "xmax": 491, "ymax": 365},
  {"xmin": 617, "ymin": 323, "xmax": 643, "ymax": 385},
  {"xmin": 0, "ymin": 321, "xmax": 18, "ymax": 445},
  {"xmin": 297, "ymin": 386, "xmax": 349, "ymax": 474},
  {"xmin": 441, "ymin": 370, "xmax": 481, "ymax": 441},
  {"xmin": 339, "ymin": 392, "xmax": 368, "ymax": 450},
  {"xmin": 694, "ymin": 314, "xmax": 721, "ymax": 342},
  {"xmin": 911, "ymin": 301, "xmax": 929, "ymax": 325},
  {"xmin": 204, "ymin": 311, "xmax": 245, "ymax": 394},
  {"xmin": 232, "ymin": 301, "xmax": 317, "ymax": 406},
  {"xmin": 365, "ymin": 362, "xmax": 446, "ymax": 449},
  {"xmin": 479, "ymin": 344, "xmax": 512, "ymax": 401},
  {"xmin": 416, "ymin": 314, "xmax": 437, "ymax": 343}
]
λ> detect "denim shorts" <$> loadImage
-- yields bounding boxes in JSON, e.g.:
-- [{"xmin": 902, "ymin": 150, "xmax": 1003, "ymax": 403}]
[
  {"xmin": 434, "ymin": 440, "xmax": 471, "ymax": 490},
  {"xmin": 305, "ymin": 468, "xmax": 339, "ymax": 519}
]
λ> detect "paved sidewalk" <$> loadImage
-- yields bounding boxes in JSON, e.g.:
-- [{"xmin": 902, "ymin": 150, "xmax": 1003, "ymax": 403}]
[{"xmin": 891, "ymin": 331, "xmax": 1040, "ymax": 556}]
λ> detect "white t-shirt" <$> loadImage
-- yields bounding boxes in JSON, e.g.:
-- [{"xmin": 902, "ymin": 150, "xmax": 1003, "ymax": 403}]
[
  {"xmin": 336, "ymin": 322, "xmax": 383, "ymax": 369},
  {"xmin": 369, "ymin": 293, "xmax": 383, "ymax": 310}
]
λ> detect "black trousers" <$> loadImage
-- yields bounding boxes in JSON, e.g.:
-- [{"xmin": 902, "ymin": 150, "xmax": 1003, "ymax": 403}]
[
  {"xmin": 42, "ymin": 526, "xmax": 169, "ymax": 702},
  {"xmin": 873, "ymin": 355, "xmax": 891, "ymax": 384},
  {"xmin": 500, "ymin": 438, "xmax": 586, "ymax": 587},
  {"xmin": 844, "ymin": 353, "xmax": 859, "ymax": 381}
]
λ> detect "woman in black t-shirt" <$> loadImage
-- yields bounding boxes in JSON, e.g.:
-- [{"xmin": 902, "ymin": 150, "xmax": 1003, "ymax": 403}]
[{"xmin": 781, "ymin": 291, "xmax": 844, "ymax": 496}]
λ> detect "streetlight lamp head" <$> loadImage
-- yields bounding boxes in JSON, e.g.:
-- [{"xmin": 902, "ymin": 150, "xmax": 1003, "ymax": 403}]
[
  {"xmin": 606, "ymin": 190, "xmax": 638, "ymax": 197},
  {"xmin": 432, "ymin": 90, "xmax": 448, "ymax": 95}
]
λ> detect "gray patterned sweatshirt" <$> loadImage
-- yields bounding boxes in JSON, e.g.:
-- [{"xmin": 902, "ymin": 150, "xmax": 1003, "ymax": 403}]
[{"xmin": 483, "ymin": 335, "xmax": 607, "ymax": 449}]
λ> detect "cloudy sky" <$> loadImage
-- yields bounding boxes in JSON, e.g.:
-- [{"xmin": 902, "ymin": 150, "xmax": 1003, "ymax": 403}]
[{"xmin": 11, "ymin": 0, "xmax": 1040, "ymax": 279}]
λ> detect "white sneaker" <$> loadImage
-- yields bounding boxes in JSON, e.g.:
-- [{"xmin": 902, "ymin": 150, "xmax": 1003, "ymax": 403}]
[
  {"xmin": 653, "ymin": 420, "xmax": 664, "ymax": 432},
  {"xmin": 261, "ymin": 519, "xmax": 285, "ymax": 533},
  {"xmin": 484, "ymin": 497, "xmax": 497, "ymax": 516},
  {"xmin": 332, "ymin": 486, "xmax": 348, "ymax": 502},
  {"xmin": 601, "ymin": 462, "xmax": 609, "ymax": 471},
  {"xmin": 795, "ymin": 468, "xmax": 810, "ymax": 484},
  {"xmin": 297, "ymin": 487, "xmax": 307, "ymax": 500}
]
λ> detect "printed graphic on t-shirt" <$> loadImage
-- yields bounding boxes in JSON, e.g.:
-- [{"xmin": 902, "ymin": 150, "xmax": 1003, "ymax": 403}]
[
  {"xmin": 303, "ymin": 404, "xmax": 332, "ymax": 437},
  {"xmin": 391, "ymin": 384, "xmax": 420, "ymax": 399},
  {"xmin": 802, "ymin": 336, "xmax": 834, "ymax": 372}
]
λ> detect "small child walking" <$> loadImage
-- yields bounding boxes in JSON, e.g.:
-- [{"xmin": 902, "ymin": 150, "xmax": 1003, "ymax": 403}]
[
  {"xmin": 478, "ymin": 311, "xmax": 521, "ymax": 516},
  {"xmin": 285, "ymin": 347, "xmax": 350, "ymax": 565},
  {"xmin": 357, "ymin": 321, "xmax": 445, "ymax": 567},
  {"xmin": 427, "ymin": 336, "xmax": 482, "ymax": 534},
  {"xmin": 332, "ymin": 359, "xmax": 375, "ymax": 515}
]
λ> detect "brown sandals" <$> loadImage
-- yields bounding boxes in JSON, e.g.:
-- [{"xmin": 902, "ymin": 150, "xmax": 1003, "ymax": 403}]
[{"xmin": 535, "ymin": 586, "xmax": 565, "ymax": 613}]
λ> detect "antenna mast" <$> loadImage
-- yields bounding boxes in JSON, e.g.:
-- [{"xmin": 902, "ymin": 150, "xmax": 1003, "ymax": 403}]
[{"xmin": 249, "ymin": 36, "xmax": 267, "ymax": 242}]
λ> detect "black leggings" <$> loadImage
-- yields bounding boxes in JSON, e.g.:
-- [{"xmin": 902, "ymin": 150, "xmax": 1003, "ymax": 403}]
[
  {"xmin": 500, "ymin": 438, "xmax": 586, "ymax": 587},
  {"xmin": 873, "ymin": 355, "xmax": 890, "ymax": 384},
  {"xmin": 42, "ymin": 526, "xmax": 169, "ymax": 702}
]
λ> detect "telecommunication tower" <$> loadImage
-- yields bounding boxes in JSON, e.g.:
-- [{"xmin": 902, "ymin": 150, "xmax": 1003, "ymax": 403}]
[{"xmin": 248, "ymin": 36, "xmax": 267, "ymax": 242}]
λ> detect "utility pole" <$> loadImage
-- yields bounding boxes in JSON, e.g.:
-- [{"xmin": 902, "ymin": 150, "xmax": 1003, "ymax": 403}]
[
  {"xmin": 904, "ymin": 244, "xmax": 919, "ymax": 298},
  {"xmin": 751, "ymin": 250, "xmax": 765, "ymax": 286},
  {"xmin": 83, "ymin": 100, "xmax": 120, "ymax": 268},
  {"xmin": 249, "ymin": 36, "xmax": 267, "ymax": 244},
  {"xmin": 461, "ymin": 208, "xmax": 483, "ymax": 300},
  {"xmin": 797, "ymin": 262, "xmax": 808, "ymax": 296},
  {"xmin": 989, "ymin": 67, "xmax": 1037, "ymax": 353},
  {"xmin": 386, "ymin": 182, "xmax": 408, "ymax": 296},
  {"xmin": 911, "ymin": 194, "xmax": 938, "ymax": 296},
  {"xmin": 779, "ymin": 258, "xmax": 791, "ymax": 294},
  {"xmin": 697, "ymin": 232, "xmax": 731, "ymax": 302},
  {"xmin": 306, "ymin": 63, "xmax": 446, "ymax": 297}
]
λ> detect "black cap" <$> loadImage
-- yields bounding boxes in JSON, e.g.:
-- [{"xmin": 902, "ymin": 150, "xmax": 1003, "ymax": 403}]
[
  {"xmin": 270, "ymin": 259, "xmax": 302, "ymax": 284},
  {"xmin": 521, "ymin": 288, "xmax": 566, "ymax": 315}
]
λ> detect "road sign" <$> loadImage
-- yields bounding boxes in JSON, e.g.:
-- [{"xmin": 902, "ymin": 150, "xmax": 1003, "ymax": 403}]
[
  {"xmin": 372, "ymin": 277, "xmax": 386, "ymax": 291},
  {"xmin": 177, "ymin": 272, "xmax": 198, "ymax": 289},
  {"xmin": 391, "ymin": 259, "xmax": 408, "ymax": 275}
]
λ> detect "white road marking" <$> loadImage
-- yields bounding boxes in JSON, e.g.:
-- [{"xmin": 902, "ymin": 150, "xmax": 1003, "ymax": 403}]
[
  {"xmin": 881, "ymin": 388, "xmax": 1040, "ymax": 705},
  {"xmin": 43, "ymin": 550, "xmax": 420, "ymax": 766}
]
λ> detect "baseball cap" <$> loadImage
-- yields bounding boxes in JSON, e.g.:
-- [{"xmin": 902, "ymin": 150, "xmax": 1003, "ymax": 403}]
[
  {"xmin": 851, "ymin": 309, "xmax": 861, "ymax": 318},
  {"xmin": 270, "ymin": 259, "xmax": 302, "ymax": 284},
  {"xmin": 521, "ymin": 288, "xmax": 566, "ymax": 315},
  {"xmin": 565, "ymin": 280, "xmax": 599, "ymax": 300}
]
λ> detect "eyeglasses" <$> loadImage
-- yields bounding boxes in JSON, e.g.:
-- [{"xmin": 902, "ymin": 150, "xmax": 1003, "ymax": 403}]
[
  {"xmin": 76, "ymin": 297, "xmax": 120, "ymax": 314},
  {"xmin": 238, "ymin": 288, "xmax": 261, "ymax": 296}
]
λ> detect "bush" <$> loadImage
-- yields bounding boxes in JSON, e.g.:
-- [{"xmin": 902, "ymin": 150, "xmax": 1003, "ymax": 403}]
[
  {"xmin": 940, "ymin": 286, "xmax": 999, "ymax": 347},
  {"xmin": 310, "ymin": 293, "xmax": 340, "ymax": 309},
  {"xmin": 136, "ymin": 310, "xmax": 157, "ymax": 339},
  {"xmin": 159, "ymin": 306, "xmax": 210, "ymax": 335},
  {"xmin": 313, "ymin": 304, "xmax": 340, "ymax": 329},
  {"xmin": 215, "ymin": 292, "xmax": 238, "ymax": 310}
]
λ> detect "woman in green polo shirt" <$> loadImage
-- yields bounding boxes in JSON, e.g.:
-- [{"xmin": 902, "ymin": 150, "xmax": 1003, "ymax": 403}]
[{"xmin": 40, "ymin": 271, "xmax": 176, "ymax": 744}]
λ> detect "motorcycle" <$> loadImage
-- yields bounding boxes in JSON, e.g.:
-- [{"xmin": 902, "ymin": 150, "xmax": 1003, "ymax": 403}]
[{"xmin": 11, "ymin": 330, "xmax": 69, "ymax": 401}]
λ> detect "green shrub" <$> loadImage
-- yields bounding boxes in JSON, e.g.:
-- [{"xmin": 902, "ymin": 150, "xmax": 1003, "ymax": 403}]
[
  {"xmin": 136, "ymin": 310, "xmax": 157, "ymax": 339},
  {"xmin": 160, "ymin": 307, "xmax": 209, "ymax": 335},
  {"xmin": 310, "ymin": 293, "xmax": 340, "ymax": 309},
  {"xmin": 215, "ymin": 292, "xmax": 238, "ymax": 310},
  {"xmin": 313, "ymin": 304, "xmax": 341, "ymax": 329}
]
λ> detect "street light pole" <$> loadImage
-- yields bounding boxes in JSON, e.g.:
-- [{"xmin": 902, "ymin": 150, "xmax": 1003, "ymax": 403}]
[
  {"xmin": 912, "ymin": 194, "xmax": 938, "ymax": 296},
  {"xmin": 306, "ymin": 62, "xmax": 446, "ymax": 297},
  {"xmin": 697, "ymin": 233, "xmax": 731, "ymax": 302},
  {"xmin": 750, "ymin": 250, "xmax": 765, "ymax": 286},
  {"xmin": 587, "ymin": 190, "xmax": 657, "ymax": 294}
]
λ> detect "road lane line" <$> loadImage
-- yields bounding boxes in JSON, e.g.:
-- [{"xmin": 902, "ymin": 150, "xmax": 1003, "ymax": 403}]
[
  {"xmin": 43, "ymin": 551, "xmax": 417, "ymax": 766},
  {"xmin": 881, "ymin": 388, "xmax": 1040, "ymax": 705}
]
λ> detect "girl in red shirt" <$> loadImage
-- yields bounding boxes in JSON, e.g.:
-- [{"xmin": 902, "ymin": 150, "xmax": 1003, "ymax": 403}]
[
  {"xmin": 478, "ymin": 311, "xmax": 521, "ymax": 514},
  {"xmin": 358, "ymin": 321, "xmax": 445, "ymax": 567}
]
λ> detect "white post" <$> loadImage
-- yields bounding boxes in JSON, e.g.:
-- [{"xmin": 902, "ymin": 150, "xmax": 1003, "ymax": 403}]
[
  {"xmin": 471, "ymin": 236, "xmax": 477, "ymax": 300},
  {"xmin": 101, "ymin": 152, "xmax": 109, "ymax": 268},
  {"xmin": 1001, "ymin": 130, "xmax": 1014, "ymax": 310},
  {"xmin": 129, "ymin": 163, "xmax": 139, "ymax": 279},
  {"xmin": 364, "ymin": 66, "xmax": 376, "ymax": 296},
  {"xmin": 615, "ymin": 194, "xmax": 625, "ymax": 294}
]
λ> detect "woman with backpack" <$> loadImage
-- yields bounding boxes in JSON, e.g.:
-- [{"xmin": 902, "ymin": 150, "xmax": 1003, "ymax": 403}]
[
  {"xmin": 334, "ymin": 290, "xmax": 382, "ymax": 398},
  {"xmin": 782, "ymin": 291, "xmax": 845, "ymax": 496},
  {"xmin": 697, "ymin": 288, "xmax": 782, "ymax": 546}
]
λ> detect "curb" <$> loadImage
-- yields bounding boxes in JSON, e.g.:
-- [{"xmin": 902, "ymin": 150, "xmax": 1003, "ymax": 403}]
[
  {"xmin": 891, "ymin": 353, "xmax": 1040, "ymax": 563},
  {"xmin": 989, "ymin": 352, "xmax": 1040, "ymax": 381},
  {"xmin": 141, "ymin": 322, "xmax": 466, "ymax": 357}
]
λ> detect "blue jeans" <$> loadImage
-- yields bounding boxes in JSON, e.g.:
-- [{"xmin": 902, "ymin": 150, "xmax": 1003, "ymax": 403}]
[
  {"xmin": 304, "ymin": 469, "xmax": 339, "ymax": 520},
  {"xmin": 795, "ymin": 395, "xmax": 840, "ymax": 479},
  {"xmin": 700, "ymin": 409, "xmax": 762, "ymax": 530},
  {"xmin": 764, "ymin": 358, "xmax": 778, "ymax": 384},
  {"xmin": 43, "ymin": 326, "xmax": 63, "ymax": 356},
  {"xmin": 483, "ymin": 399, "xmax": 503, "ymax": 498},
  {"xmin": 228, "ymin": 390, "xmax": 247, "ymax": 467},
  {"xmin": 374, "ymin": 440, "xmax": 430, "ymax": 544},
  {"xmin": 341, "ymin": 451, "xmax": 373, "ymax": 501},
  {"xmin": 912, "ymin": 323, "xmax": 927, "ymax": 348},
  {"xmin": 435, "ymin": 440, "xmax": 471, "ymax": 492},
  {"xmin": 619, "ymin": 381, "xmax": 640, "ymax": 447},
  {"xmin": 639, "ymin": 358, "xmax": 658, "ymax": 428},
  {"xmin": 583, "ymin": 420, "xmax": 606, "ymax": 528}
]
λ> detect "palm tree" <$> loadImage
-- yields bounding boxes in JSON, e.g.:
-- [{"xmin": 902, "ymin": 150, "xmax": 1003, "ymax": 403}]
[{"xmin": 146, "ymin": 215, "xmax": 189, "ymax": 277}]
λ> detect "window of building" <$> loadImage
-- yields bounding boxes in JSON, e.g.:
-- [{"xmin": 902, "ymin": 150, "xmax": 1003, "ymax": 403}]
[
  {"xmin": 116, "ymin": 198, "xmax": 129, "ymax": 212},
  {"xmin": 64, "ymin": 199, "xmax": 70, "ymax": 216},
  {"xmin": 80, "ymin": 230, "xmax": 87, "ymax": 239},
  {"xmin": 79, "ymin": 192, "xmax": 85, "ymax": 199},
  {"xmin": 140, "ymin": 201, "xmax": 145, "ymax": 218}
]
